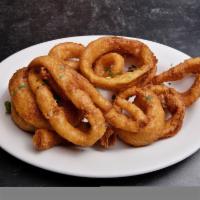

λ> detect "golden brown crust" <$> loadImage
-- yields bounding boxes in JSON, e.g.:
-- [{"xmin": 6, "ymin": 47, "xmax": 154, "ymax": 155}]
[
  {"xmin": 153, "ymin": 57, "xmax": 200, "ymax": 107},
  {"xmin": 11, "ymin": 104, "xmax": 35, "ymax": 132},
  {"xmin": 9, "ymin": 68, "xmax": 50, "ymax": 129},
  {"xmin": 33, "ymin": 129, "xmax": 63, "ymax": 150},
  {"xmin": 49, "ymin": 42, "xmax": 85, "ymax": 70},
  {"xmin": 7, "ymin": 37, "xmax": 200, "ymax": 150},
  {"xmin": 80, "ymin": 37, "xmax": 157, "ymax": 90},
  {"xmin": 106, "ymin": 87, "xmax": 165, "ymax": 146},
  {"xmin": 27, "ymin": 56, "xmax": 107, "ymax": 146},
  {"xmin": 146, "ymin": 85, "xmax": 185, "ymax": 138},
  {"xmin": 94, "ymin": 53, "xmax": 124, "ymax": 77},
  {"xmin": 99, "ymin": 126, "xmax": 116, "ymax": 148}
]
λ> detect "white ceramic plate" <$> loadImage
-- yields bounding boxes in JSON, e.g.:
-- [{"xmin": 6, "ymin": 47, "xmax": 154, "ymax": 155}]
[{"xmin": 0, "ymin": 35, "xmax": 199, "ymax": 178}]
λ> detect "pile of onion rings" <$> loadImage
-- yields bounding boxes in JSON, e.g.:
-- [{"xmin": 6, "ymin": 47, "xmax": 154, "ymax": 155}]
[{"xmin": 7, "ymin": 36, "xmax": 200, "ymax": 150}]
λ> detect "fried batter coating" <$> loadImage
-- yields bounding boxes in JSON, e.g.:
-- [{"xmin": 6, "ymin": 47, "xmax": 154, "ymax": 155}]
[
  {"xmin": 99, "ymin": 126, "xmax": 116, "ymax": 148},
  {"xmin": 33, "ymin": 129, "xmax": 63, "ymax": 150},
  {"xmin": 153, "ymin": 57, "xmax": 200, "ymax": 107},
  {"xmin": 9, "ymin": 68, "xmax": 50, "ymax": 129},
  {"xmin": 147, "ymin": 85, "xmax": 185, "ymax": 138},
  {"xmin": 28, "ymin": 56, "xmax": 108, "ymax": 146},
  {"xmin": 94, "ymin": 53, "xmax": 124, "ymax": 77},
  {"xmin": 106, "ymin": 87, "xmax": 165, "ymax": 146},
  {"xmin": 8, "ymin": 37, "xmax": 198, "ymax": 150},
  {"xmin": 80, "ymin": 37, "xmax": 157, "ymax": 90},
  {"xmin": 49, "ymin": 42, "xmax": 85, "ymax": 70},
  {"xmin": 11, "ymin": 104, "xmax": 35, "ymax": 132}
]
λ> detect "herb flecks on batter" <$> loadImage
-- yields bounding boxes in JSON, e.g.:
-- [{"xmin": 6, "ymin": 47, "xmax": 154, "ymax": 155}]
[
  {"xmin": 145, "ymin": 95, "xmax": 153, "ymax": 102},
  {"xmin": 59, "ymin": 74, "xmax": 65, "ymax": 79},
  {"xmin": 104, "ymin": 67, "xmax": 114, "ymax": 77},
  {"xmin": 59, "ymin": 65, "xmax": 65, "ymax": 70},
  {"xmin": 11, "ymin": 83, "xmax": 27, "ymax": 96},
  {"xmin": 11, "ymin": 90, "xmax": 17, "ymax": 96},
  {"xmin": 18, "ymin": 82, "xmax": 27, "ymax": 89},
  {"xmin": 4, "ymin": 101, "xmax": 11, "ymax": 114}
]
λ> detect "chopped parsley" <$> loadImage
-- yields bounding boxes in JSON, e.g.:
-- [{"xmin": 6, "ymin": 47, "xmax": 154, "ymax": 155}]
[
  {"xmin": 168, "ymin": 82, "xmax": 172, "ymax": 85},
  {"xmin": 4, "ymin": 101, "xmax": 11, "ymax": 114},
  {"xmin": 104, "ymin": 67, "xmax": 114, "ymax": 77},
  {"xmin": 59, "ymin": 65, "xmax": 65, "ymax": 70},
  {"xmin": 11, "ymin": 83, "xmax": 27, "ymax": 96},
  {"xmin": 109, "ymin": 71, "xmax": 114, "ymax": 77},
  {"xmin": 104, "ymin": 67, "xmax": 110, "ymax": 72},
  {"xmin": 18, "ymin": 83, "xmax": 27, "ymax": 89},
  {"xmin": 59, "ymin": 74, "xmax": 65, "ymax": 79},
  {"xmin": 11, "ymin": 90, "xmax": 17, "ymax": 96},
  {"xmin": 145, "ymin": 95, "xmax": 153, "ymax": 102}
]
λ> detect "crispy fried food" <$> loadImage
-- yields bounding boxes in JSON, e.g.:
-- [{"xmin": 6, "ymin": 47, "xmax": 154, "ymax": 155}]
[
  {"xmin": 94, "ymin": 53, "xmax": 124, "ymax": 77},
  {"xmin": 153, "ymin": 57, "xmax": 200, "ymax": 107},
  {"xmin": 112, "ymin": 87, "xmax": 165, "ymax": 146},
  {"xmin": 80, "ymin": 37, "xmax": 157, "ymax": 90},
  {"xmin": 105, "ymin": 87, "xmax": 165, "ymax": 146},
  {"xmin": 28, "ymin": 56, "xmax": 107, "ymax": 146},
  {"xmin": 99, "ymin": 126, "xmax": 116, "ymax": 148},
  {"xmin": 9, "ymin": 68, "xmax": 51, "ymax": 129},
  {"xmin": 116, "ymin": 85, "xmax": 185, "ymax": 146},
  {"xmin": 39, "ymin": 58, "xmax": 112, "ymax": 113},
  {"xmin": 33, "ymin": 129, "xmax": 64, "ymax": 150},
  {"xmin": 132, "ymin": 63, "xmax": 157, "ymax": 87},
  {"xmin": 49, "ymin": 42, "xmax": 85, "ymax": 70},
  {"xmin": 36, "ymin": 67, "xmax": 84, "ymax": 126},
  {"xmin": 146, "ymin": 85, "xmax": 186, "ymax": 138},
  {"xmin": 9, "ymin": 66, "xmax": 85, "ymax": 149},
  {"xmin": 93, "ymin": 52, "xmax": 157, "ymax": 88},
  {"xmin": 11, "ymin": 104, "xmax": 35, "ymax": 132},
  {"xmin": 8, "ymin": 37, "xmax": 200, "ymax": 150},
  {"xmin": 105, "ymin": 87, "xmax": 153, "ymax": 132}
]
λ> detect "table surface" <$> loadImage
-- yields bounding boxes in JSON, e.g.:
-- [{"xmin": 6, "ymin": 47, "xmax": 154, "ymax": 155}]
[{"xmin": 0, "ymin": 0, "xmax": 200, "ymax": 186}]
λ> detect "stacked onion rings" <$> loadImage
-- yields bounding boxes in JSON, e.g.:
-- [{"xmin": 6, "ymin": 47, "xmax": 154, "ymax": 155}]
[
  {"xmin": 7, "ymin": 36, "xmax": 200, "ymax": 150},
  {"xmin": 80, "ymin": 37, "xmax": 157, "ymax": 90}
]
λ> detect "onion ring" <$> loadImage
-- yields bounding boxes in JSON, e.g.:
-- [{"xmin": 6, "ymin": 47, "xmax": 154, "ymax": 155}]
[
  {"xmin": 111, "ymin": 87, "xmax": 165, "ymax": 146},
  {"xmin": 80, "ymin": 36, "xmax": 157, "ymax": 90},
  {"xmin": 117, "ymin": 85, "xmax": 185, "ymax": 146},
  {"xmin": 9, "ymin": 65, "xmax": 87, "ymax": 149},
  {"xmin": 153, "ymin": 57, "xmax": 200, "ymax": 107},
  {"xmin": 94, "ymin": 53, "xmax": 124, "ymax": 77},
  {"xmin": 8, "ymin": 37, "xmax": 192, "ymax": 150},
  {"xmin": 28, "ymin": 56, "xmax": 107, "ymax": 146},
  {"xmin": 36, "ymin": 67, "xmax": 84, "ymax": 127},
  {"xmin": 146, "ymin": 85, "xmax": 186, "ymax": 138},
  {"xmin": 49, "ymin": 42, "xmax": 85, "ymax": 70},
  {"xmin": 9, "ymin": 68, "xmax": 51, "ymax": 129},
  {"xmin": 105, "ymin": 87, "xmax": 164, "ymax": 134}
]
